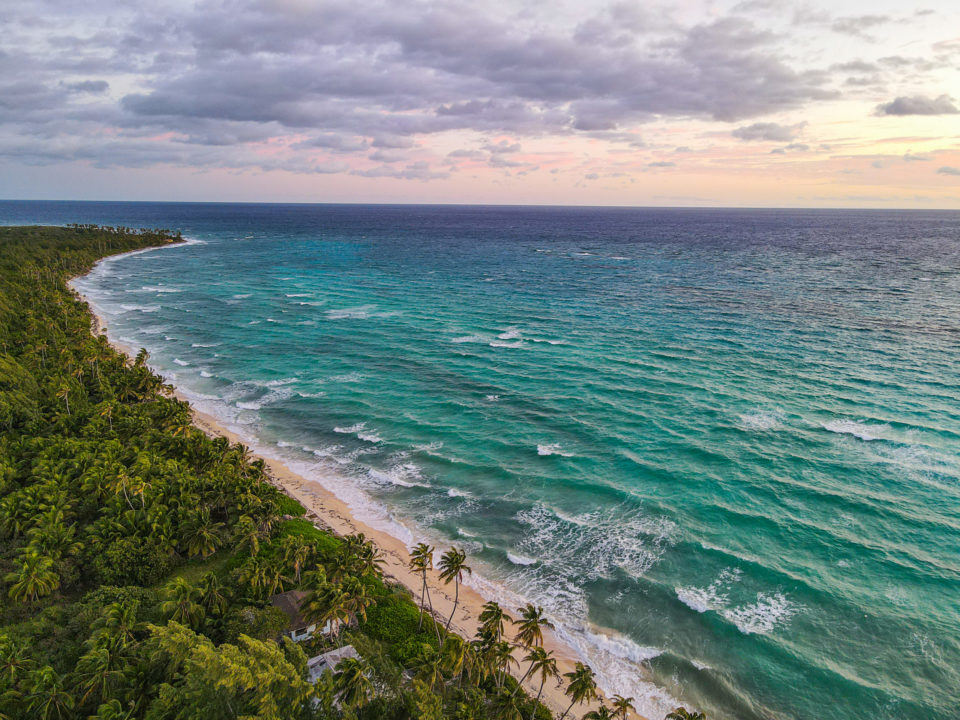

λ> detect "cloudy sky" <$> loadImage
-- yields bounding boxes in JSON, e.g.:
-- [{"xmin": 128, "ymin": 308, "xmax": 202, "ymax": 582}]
[{"xmin": 2, "ymin": 0, "xmax": 958, "ymax": 207}]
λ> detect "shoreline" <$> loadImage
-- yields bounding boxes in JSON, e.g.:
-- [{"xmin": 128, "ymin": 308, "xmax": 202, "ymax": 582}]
[{"xmin": 74, "ymin": 257, "xmax": 655, "ymax": 720}]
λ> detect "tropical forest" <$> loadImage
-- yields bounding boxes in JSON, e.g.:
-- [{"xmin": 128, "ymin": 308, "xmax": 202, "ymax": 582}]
[{"xmin": 0, "ymin": 225, "xmax": 700, "ymax": 720}]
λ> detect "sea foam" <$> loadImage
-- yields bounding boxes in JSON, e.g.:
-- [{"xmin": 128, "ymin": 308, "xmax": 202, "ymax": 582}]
[
  {"xmin": 537, "ymin": 443, "xmax": 575, "ymax": 457},
  {"xmin": 721, "ymin": 592, "xmax": 799, "ymax": 635},
  {"xmin": 822, "ymin": 419, "xmax": 890, "ymax": 441}
]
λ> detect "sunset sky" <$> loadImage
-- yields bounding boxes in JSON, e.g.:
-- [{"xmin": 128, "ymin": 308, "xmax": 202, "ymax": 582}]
[{"xmin": 2, "ymin": 0, "xmax": 958, "ymax": 207}]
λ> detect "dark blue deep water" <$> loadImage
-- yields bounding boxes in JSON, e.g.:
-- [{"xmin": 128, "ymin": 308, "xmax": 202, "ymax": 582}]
[{"xmin": 4, "ymin": 201, "xmax": 959, "ymax": 720}]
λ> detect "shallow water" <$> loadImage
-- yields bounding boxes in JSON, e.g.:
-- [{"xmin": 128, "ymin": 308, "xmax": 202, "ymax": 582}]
[{"xmin": 6, "ymin": 201, "xmax": 960, "ymax": 720}]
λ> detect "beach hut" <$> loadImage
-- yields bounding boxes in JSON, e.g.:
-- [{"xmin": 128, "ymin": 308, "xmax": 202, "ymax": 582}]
[
  {"xmin": 269, "ymin": 590, "xmax": 341, "ymax": 641},
  {"xmin": 269, "ymin": 590, "xmax": 315, "ymax": 642},
  {"xmin": 307, "ymin": 645, "xmax": 360, "ymax": 684}
]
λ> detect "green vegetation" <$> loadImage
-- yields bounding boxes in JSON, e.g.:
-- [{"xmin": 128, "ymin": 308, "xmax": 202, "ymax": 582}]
[{"xmin": 0, "ymin": 225, "xmax": 704, "ymax": 720}]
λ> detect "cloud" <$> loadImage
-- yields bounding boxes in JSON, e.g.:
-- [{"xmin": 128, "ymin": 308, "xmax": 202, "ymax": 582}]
[
  {"xmin": 482, "ymin": 140, "xmax": 521, "ymax": 154},
  {"xmin": 648, "ymin": 161, "xmax": 676, "ymax": 167},
  {"xmin": 295, "ymin": 134, "xmax": 370, "ymax": 152},
  {"xmin": 875, "ymin": 95, "xmax": 959, "ymax": 116},
  {"xmin": 831, "ymin": 15, "xmax": 889, "ymax": 37},
  {"xmin": 368, "ymin": 149, "xmax": 407, "ymax": 163},
  {"xmin": 352, "ymin": 161, "xmax": 449, "ymax": 181},
  {"xmin": 0, "ymin": 0, "xmax": 845, "ymax": 176},
  {"xmin": 371, "ymin": 135, "xmax": 417, "ymax": 149},
  {"xmin": 63, "ymin": 80, "xmax": 109, "ymax": 94},
  {"xmin": 447, "ymin": 149, "xmax": 485, "ymax": 159},
  {"xmin": 732, "ymin": 121, "xmax": 806, "ymax": 141},
  {"xmin": 937, "ymin": 166, "xmax": 960, "ymax": 176}
]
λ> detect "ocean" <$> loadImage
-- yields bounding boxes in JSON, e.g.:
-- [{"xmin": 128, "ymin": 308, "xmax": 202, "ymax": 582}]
[{"xmin": 4, "ymin": 201, "xmax": 959, "ymax": 720}]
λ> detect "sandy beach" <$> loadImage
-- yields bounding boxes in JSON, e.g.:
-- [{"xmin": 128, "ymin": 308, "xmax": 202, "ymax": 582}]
[{"xmin": 79, "ymin": 298, "xmax": 645, "ymax": 720}]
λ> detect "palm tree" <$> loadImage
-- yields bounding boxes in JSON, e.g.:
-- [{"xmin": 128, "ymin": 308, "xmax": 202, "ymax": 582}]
[
  {"xmin": 90, "ymin": 699, "xmax": 135, "ymax": 719},
  {"xmin": 583, "ymin": 706, "xmax": 614, "ymax": 720},
  {"xmin": 441, "ymin": 635, "xmax": 467, "ymax": 684},
  {"xmin": 181, "ymin": 507, "xmax": 224, "ymax": 558},
  {"xmin": 332, "ymin": 657, "xmax": 373, "ymax": 711},
  {"xmin": 0, "ymin": 634, "xmax": 33, "ymax": 685},
  {"xmin": 302, "ymin": 583, "xmax": 352, "ymax": 645},
  {"xmin": 408, "ymin": 542, "xmax": 439, "ymax": 638},
  {"xmin": 196, "ymin": 571, "xmax": 229, "ymax": 616},
  {"xmin": 479, "ymin": 601, "xmax": 512, "ymax": 644},
  {"xmin": 559, "ymin": 662, "xmax": 598, "ymax": 720},
  {"xmin": 438, "ymin": 547, "xmax": 471, "ymax": 633},
  {"xmin": 282, "ymin": 535, "xmax": 312, "ymax": 583},
  {"xmin": 524, "ymin": 647, "xmax": 558, "ymax": 720},
  {"xmin": 73, "ymin": 642, "xmax": 124, "ymax": 707},
  {"xmin": 262, "ymin": 555, "xmax": 290, "ymax": 597},
  {"xmin": 160, "ymin": 578, "xmax": 204, "ymax": 629},
  {"xmin": 234, "ymin": 515, "xmax": 263, "ymax": 557},
  {"xmin": 353, "ymin": 538, "xmax": 385, "ymax": 578},
  {"xmin": 99, "ymin": 403, "xmax": 114, "ymax": 432},
  {"xmin": 413, "ymin": 644, "xmax": 446, "ymax": 691},
  {"xmin": 93, "ymin": 602, "xmax": 140, "ymax": 647},
  {"xmin": 26, "ymin": 665, "xmax": 74, "ymax": 720},
  {"xmin": 56, "ymin": 384, "xmax": 70, "ymax": 416},
  {"xmin": 514, "ymin": 603, "xmax": 553, "ymax": 649},
  {"xmin": 611, "ymin": 695, "xmax": 635, "ymax": 719},
  {"xmin": 340, "ymin": 576, "xmax": 373, "ymax": 627},
  {"xmin": 238, "ymin": 556, "xmax": 269, "ymax": 599},
  {"xmin": 665, "ymin": 709, "xmax": 706, "ymax": 720},
  {"xmin": 490, "ymin": 640, "xmax": 517, "ymax": 689},
  {"xmin": 493, "ymin": 689, "xmax": 524, "ymax": 720},
  {"xmin": 5, "ymin": 551, "xmax": 60, "ymax": 603}
]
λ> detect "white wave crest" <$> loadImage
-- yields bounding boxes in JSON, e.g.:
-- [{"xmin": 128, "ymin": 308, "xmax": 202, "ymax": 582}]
[
  {"xmin": 507, "ymin": 552, "xmax": 538, "ymax": 566},
  {"xmin": 676, "ymin": 568, "xmax": 743, "ymax": 613},
  {"xmin": 326, "ymin": 304, "xmax": 399, "ymax": 320},
  {"xmin": 234, "ymin": 388, "xmax": 295, "ymax": 411},
  {"xmin": 199, "ymin": 370, "xmax": 213, "ymax": 378},
  {"xmin": 414, "ymin": 441, "xmax": 444, "ymax": 453},
  {"xmin": 141, "ymin": 285, "xmax": 180, "ymax": 293},
  {"xmin": 368, "ymin": 463, "xmax": 427, "ymax": 488},
  {"xmin": 515, "ymin": 504, "xmax": 676, "ymax": 581},
  {"xmin": 823, "ymin": 419, "xmax": 888, "ymax": 441},
  {"xmin": 173, "ymin": 358, "xmax": 190, "ymax": 366},
  {"xmin": 334, "ymin": 422, "xmax": 382, "ymax": 443},
  {"xmin": 538, "ymin": 443, "xmax": 575, "ymax": 457},
  {"xmin": 721, "ymin": 592, "xmax": 799, "ymax": 635},
  {"xmin": 253, "ymin": 377, "xmax": 298, "ymax": 388},
  {"xmin": 451, "ymin": 335, "xmax": 485, "ymax": 343},
  {"xmin": 334, "ymin": 422, "xmax": 366, "ymax": 434}
]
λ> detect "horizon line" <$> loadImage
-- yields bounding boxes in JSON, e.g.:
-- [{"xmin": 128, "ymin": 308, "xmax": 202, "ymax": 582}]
[{"xmin": 1, "ymin": 198, "xmax": 958, "ymax": 212}]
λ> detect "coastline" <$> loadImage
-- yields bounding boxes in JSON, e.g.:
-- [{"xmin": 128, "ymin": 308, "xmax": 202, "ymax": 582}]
[{"xmin": 76, "ymin": 280, "xmax": 650, "ymax": 720}]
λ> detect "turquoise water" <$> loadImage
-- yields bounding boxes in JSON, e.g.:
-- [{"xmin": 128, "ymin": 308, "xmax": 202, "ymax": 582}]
[{"xmin": 12, "ymin": 202, "xmax": 960, "ymax": 719}]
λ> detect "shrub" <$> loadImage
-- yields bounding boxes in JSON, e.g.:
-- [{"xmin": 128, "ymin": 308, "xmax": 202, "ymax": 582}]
[
  {"xmin": 94, "ymin": 536, "xmax": 174, "ymax": 586},
  {"xmin": 222, "ymin": 605, "xmax": 289, "ymax": 643},
  {"xmin": 274, "ymin": 494, "xmax": 307, "ymax": 517}
]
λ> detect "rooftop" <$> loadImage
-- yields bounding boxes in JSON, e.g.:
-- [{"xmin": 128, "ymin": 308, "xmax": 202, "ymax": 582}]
[{"xmin": 269, "ymin": 590, "xmax": 309, "ymax": 629}]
